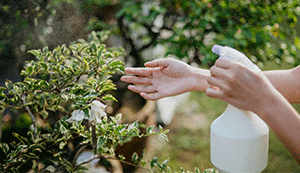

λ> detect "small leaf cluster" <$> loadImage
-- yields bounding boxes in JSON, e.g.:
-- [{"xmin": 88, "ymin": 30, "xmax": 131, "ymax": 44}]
[
  {"xmin": 0, "ymin": 115, "xmax": 170, "ymax": 172},
  {"xmin": 130, "ymin": 151, "xmax": 219, "ymax": 173},
  {"xmin": 95, "ymin": 115, "xmax": 170, "ymax": 156},
  {"xmin": 0, "ymin": 120, "xmax": 78, "ymax": 172},
  {"xmin": 1, "ymin": 30, "xmax": 125, "ymax": 119}
]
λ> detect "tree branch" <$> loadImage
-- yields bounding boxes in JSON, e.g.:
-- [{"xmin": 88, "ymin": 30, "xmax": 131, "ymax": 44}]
[{"xmin": 117, "ymin": 17, "xmax": 142, "ymax": 67}]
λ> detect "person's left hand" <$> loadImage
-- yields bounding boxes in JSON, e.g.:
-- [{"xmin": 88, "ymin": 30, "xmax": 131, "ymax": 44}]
[{"xmin": 206, "ymin": 58, "xmax": 281, "ymax": 115}]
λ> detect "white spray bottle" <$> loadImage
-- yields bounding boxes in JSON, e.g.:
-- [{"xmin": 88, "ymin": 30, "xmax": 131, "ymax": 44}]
[{"xmin": 210, "ymin": 45, "xmax": 269, "ymax": 173}]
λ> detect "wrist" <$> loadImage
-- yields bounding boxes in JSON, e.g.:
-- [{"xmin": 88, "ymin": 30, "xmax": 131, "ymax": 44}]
[
  {"xmin": 254, "ymin": 89, "xmax": 289, "ymax": 123},
  {"xmin": 189, "ymin": 66, "xmax": 210, "ymax": 92}
]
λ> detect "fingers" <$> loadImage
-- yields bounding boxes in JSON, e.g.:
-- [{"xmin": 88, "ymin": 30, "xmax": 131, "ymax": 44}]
[
  {"xmin": 210, "ymin": 66, "xmax": 227, "ymax": 78},
  {"xmin": 127, "ymin": 84, "xmax": 162, "ymax": 100},
  {"xmin": 206, "ymin": 86, "xmax": 224, "ymax": 100},
  {"xmin": 127, "ymin": 85, "xmax": 162, "ymax": 100},
  {"xmin": 127, "ymin": 85, "xmax": 156, "ymax": 94},
  {"xmin": 124, "ymin": 67, "xmax": 152, "ymax": 76},
  {"xmin": 214, "ymin": 58, "xmax": 233, "ymax": 69},
  {"xmin": 144, "ymin": 58, "xmax": 173, "ymax": 68},
  {"xmin": 120, "ymin": 76, "xmax": 152, "ymax": 85},
  {"xmin": 207, "ymin": 76, "xmax": 226, "ymax": 91},
  {"xmin": 140, "ymin": 92, "xmax": 162, "ymax": 101}
]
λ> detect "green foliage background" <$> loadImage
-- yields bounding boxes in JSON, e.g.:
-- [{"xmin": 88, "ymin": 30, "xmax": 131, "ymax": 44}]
[{"xmin": 1, "ymin": 0, "xmax": 300, "ymax": 172}]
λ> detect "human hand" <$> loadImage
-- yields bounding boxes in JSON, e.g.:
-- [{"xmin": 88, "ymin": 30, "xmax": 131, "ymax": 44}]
[
  {"xmin": 121, "ymin": 58, "xmax": 203, "ymax": 100},
  {"xmin": 206, "ymin": 58, "xmax": 282, "ymax": 115}
]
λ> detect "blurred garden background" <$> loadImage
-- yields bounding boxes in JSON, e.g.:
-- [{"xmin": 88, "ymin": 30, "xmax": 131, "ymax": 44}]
[{"xmin": 1, "ymin": 0, "xmax": 300, "ymax": 172}]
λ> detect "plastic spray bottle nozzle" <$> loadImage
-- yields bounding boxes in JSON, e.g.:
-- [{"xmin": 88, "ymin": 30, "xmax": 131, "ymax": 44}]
[{"xmin": 212, "ymin": 45, "xmax": 223, "ymax": 55}]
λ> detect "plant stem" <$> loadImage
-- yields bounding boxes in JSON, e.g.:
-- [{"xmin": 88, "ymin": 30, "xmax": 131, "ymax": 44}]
[
  {"xmin": 25, "ymin": 106, "xmax": 37, "ymax": 134},
  {"xmin": 22, "ymin": 95, "xmax": 37, "ymax": 134},
  {"xmin": 92, "ymin": 125, "xmax": 97, "ymax": 149}
]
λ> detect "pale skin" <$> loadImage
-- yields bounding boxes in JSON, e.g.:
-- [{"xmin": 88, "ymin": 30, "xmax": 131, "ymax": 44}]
[{"xmin": 120, "ymin": 58, "xmax": 300, "ymax": 165}]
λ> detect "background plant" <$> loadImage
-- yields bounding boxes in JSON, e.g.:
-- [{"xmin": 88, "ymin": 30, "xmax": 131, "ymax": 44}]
[{"xmin": 82, "ymin": 0, "xmax": 300, "ymax": 67}]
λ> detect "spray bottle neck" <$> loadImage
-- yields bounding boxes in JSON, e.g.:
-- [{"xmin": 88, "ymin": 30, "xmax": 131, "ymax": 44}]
[{"xmin": 223, "ymin": 104, "xmax": 253, "ymax": 121}]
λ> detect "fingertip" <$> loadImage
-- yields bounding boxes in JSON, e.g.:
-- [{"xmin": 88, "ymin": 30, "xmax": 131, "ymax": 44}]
[
  {"xmin": 124, "ymin": 67, "xmax": 132, "ymax": 73},
  {"xmin": 144, "ymin": 61, "xmax": 154, "ymax": 67},
  {"xmin": 120, "ymin": 76, "xmax": 131, "ymax": 83},
  {"xmin": 140, "ymin": 92, "xmax": 155, "ymax": 101},
  {"xmin": 140, "ymin": 92, "xmax": 148, "ymax": 99},
  {"xmin": 205, "ymin": 86, "xmax": 218, "ymax": 98},
  {"xmin": 215, "ymin": 58, "xmax": 232, "ymax": 68},
  {"xmin": 127, "ymin": 85, "xmax": 134, "ymax": 90}
]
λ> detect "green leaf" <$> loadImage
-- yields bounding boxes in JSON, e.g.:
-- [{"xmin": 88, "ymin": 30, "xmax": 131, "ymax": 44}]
[
  {"xmin": 102, "ymin": 94, "xmax": 118, "ymax": 102},
  {"xmin": 0, "ymin": 143, "xmax": 9, "ymax": 155},
  {"xmin": 60, "ymin": 159, "xmax": 73, "ymax": 172},
  {"xmin": 88, "ymin": 70, "xmax": 96, "ymax": 78},
  {"xmin": 160, "ymin": 158, "xmax": 170, "ymax": 171},
  {"xmin": 203, "ymin": 168, "xmax": 219, "ymax": 173},
  {"xmin": 96, "ymin": 45, "xmax": 105, "ymax": 63},
  {"xmin": 159, "ymin": 133, "xmax": 169, "ymax": 142},
  {"xmin": 146, "ymin": 125, "xmax": 154, "ymax": 134},
  {"xmin": 45, "ymin": 165, "xmax": 56, "ymax": 172},
  {"xmin": 74, "ymin": 166, "xmax": 89, "ymax": 171},
  {"xmin": 97, "ymin": 136, "xmax": 107, "ymax": 150},
  {"xmin": 108, "ymin": 60, "xmax": 124, "ymax": 69},
  {"xmin": 28, "ymin": 144, "xmax": 45, "ymax": 152},
  {"xmin": 59, "ymin": 141, "xmax": 67, "ymax": 150},
  {"xmin": 195, "ymin": 167, "xmax": 200, "ymax": 173},
  {"xmin": 43, "ymin": 46, "xmax": 49, "ymax": 53},
  {"xmin": 141, "ymin": 160, "xmax": 147, "ymax": 167},
  {"xmin": 14, "ymin": 145, "xmax": 27, "ymax": 156},
  {"xmin": 28, "ymin": 49, "xmax": 41, "ymax": 56},
  {"xmin": 132, "ymin": 152, "xmax": 138, "ymax": 164},
  {"xmin": 83, "ymin": 58, "xmax": 90, "ymax": 71},
  {"xmin": 118, "ymin": 155, "xmax": 125, "ymax": 161},
  {"xmin": 59, "ymin": 123, "xmax": 68, "ymax": 134},
  {"xmin": 116, "ymin": 113, "xmax": 122, "ymax": 121},
  {"xmin": 158, "ymin": 125, "xmax": 163, "ymax": 132},
  {"xmin": 166, "ymin": 166, "xmax": 171, "ymax": 173},
  {"xmin": 40, "ymin": 62, "xmax": 48, "ymax": 71},
  {"xmin": 5, "ymin": 79, "xmax": 13, "ymax": 90},
  {"xmin": 163, "ymin": 129, "xmax": 170, "ymax": 134},
  {"xmin": 83, "ymin": 108, "xmax": 90, "ymax": 119},
  {"xmin": 39, "ymin": 109, "xmax": 49, "ymax": 119},
  {"xmin": 150, "ymin": 157, "xmax": 157, "ymax": 168},
  {"xmin": 295, "ymin": 37, "xmax": 300, "ymax": 49},
  {"xmin": 13, "ymin": 133, "xmax": 28, "ymax": 144},
  {"xmin": 31, "ymin": 159, "xmax": 38, "ymax": 172}
]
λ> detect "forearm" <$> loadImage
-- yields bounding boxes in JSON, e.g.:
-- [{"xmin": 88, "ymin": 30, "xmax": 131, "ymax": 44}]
[
  {"xmin": 257, "ymin": 93, "xmax": 300, "ymax": 165},
  {"xmin": 263, "ymin": 67, "xmax": 300, "ymax": 103}
]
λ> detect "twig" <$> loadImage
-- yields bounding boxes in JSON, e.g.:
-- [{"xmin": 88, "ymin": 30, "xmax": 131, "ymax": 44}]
[
  {"xmin": 92, "ymin": 125, "xmax": 97, "ymax": 149},
  {"xmin": 25, "ymin": 105, "xmax": 37, "ymax": 134},
  {"xmin": 76, "ymin": 154, "xmax": 152, "ymax": 172},
  {"xmin": 22, "ymin": 95, "xmax": 37, "ymax": 133}
]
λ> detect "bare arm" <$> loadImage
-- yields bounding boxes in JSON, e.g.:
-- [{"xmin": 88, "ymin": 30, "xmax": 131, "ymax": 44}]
[
  {"xmin": 264, "ymin": 65, "xmax": 300, "ymax": 103},
  {"xmin": 206, "ymin": 58, "xmax": 300, "ymax": 164},
  {"xmin": 121, "ymin": 58, "xmax": 300, "ymax": 103},
  {"xmin": 258, "ymin": 92, "xmax": 300, "ymax": 165}
]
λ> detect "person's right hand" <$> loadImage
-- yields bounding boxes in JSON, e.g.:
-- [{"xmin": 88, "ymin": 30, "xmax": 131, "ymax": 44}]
[{"xmin": 121, "ymin": 58, "xmax": 207, "ymax": 100}]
